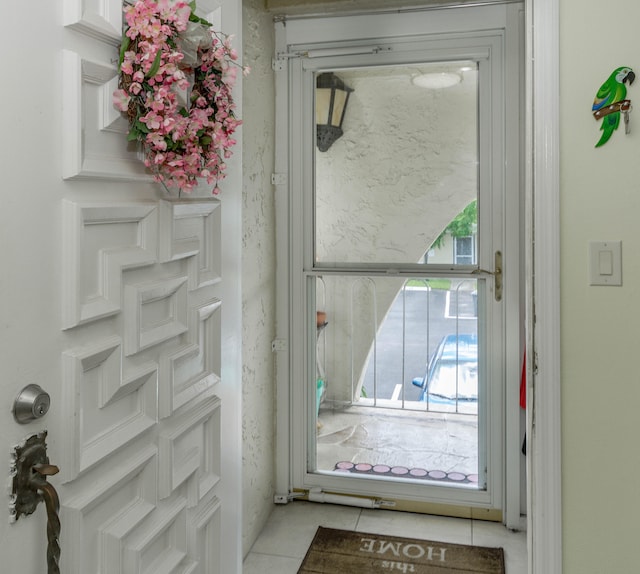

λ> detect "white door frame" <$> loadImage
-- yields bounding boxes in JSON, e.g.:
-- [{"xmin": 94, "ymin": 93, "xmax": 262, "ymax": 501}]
[
  {"xmin": 527, "ymin": 0, "xmax": 562, "ymax": 572},
  {"xmin": 274, "ymin": 0, "xmax": 563, "ymax": 572}
]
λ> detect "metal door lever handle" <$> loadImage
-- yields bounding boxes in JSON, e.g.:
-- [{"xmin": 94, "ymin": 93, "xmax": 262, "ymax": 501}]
[
  {"xmin": 33, "ymin": 463, "xmax": 59, "ymax": 476},
  {"xmin": 10, "ymin": 432, "xmax": 61, "ymax": 574},
  {"xmin": 31, "ymin": 464, "xmax": 61, "ymax": 574}
]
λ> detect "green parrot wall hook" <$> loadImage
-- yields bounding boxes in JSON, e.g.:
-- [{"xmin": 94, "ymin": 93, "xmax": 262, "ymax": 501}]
[{"xmin": 592, "ymin": 66, "xmax": 635, "ymax": 147}]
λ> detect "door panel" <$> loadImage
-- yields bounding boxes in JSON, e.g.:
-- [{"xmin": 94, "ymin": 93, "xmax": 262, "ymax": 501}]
[
  {"xmin": 314, "ymin": 62, "xmax": 478, "ymax": 267},
  {"xmin": 1, "ymin": 0, "xmax": 241, "ymax": 572},
  {"xmin": 313, "ymin": 275, "xmax": 483, "ymax": 488},
  {"xmin": 298, "ymin": 38, "xmax": 501, "ymax": 507},
  {"xmin": 310, "ymin": 58, "xmax": 485, "ymax": 491},
  {"xmin": 62, "ymin": 49, "xmax": 152, "ymax": 181}
]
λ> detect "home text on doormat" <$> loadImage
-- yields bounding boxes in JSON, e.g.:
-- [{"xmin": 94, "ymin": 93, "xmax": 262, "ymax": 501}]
[{"xmin": 298, "ymin": 526, "xmax": 505, "ymax": 573}]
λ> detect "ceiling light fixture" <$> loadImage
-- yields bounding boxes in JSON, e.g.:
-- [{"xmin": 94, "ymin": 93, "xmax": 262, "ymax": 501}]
[{"xmin": 412, "ymin": 72, "xmax": 461, "ymax": 89}]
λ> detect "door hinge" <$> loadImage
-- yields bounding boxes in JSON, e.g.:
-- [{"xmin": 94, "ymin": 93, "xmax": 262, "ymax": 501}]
[
  {"xmin": 272, "ymin": 339, "xmax": 287, "ymax": 352},
  {"xmin": 271, "ymin": 173, "xmax": 287, "ymax": 186}
]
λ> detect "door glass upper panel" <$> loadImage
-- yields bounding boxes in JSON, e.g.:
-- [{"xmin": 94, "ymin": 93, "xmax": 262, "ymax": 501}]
[{"xmin": 314, "ymin": 61, "xmax": 479, "ymax": 267}]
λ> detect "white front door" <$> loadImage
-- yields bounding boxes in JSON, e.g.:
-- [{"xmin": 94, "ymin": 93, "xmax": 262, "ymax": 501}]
[{"xmin": 1, "ymin": 1, "xmax": 242, "ymax": 572}]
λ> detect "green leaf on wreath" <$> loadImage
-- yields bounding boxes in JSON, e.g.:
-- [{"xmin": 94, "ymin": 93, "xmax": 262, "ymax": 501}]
[
  {"xmin": 119, "ymin": 35, "xmax": 131, "ymax": 67},
  {"xmin": 135, "ymin": 120, "xmax": 150, "ymax": 134},
  {"xmin": 127, "ymin": 130, "xmax": 140, "ymax": 142},
  {"xmin": 200, "ymin": 135, "xmax": 212, "ymax": 145},
  {"xmin": 146, "ymin": 50, "xmax": 162, "ymax": 79},
  {"xmin": 179, "ymin": 107, "xmax": 189, "ymax": 118},
  {"xmin": 188, "ymin": 3, "xmax": 213, "ymax": 27},
  {"xmin": 189, "ymin": 14, "xmax": 213, "ymax": 27}
]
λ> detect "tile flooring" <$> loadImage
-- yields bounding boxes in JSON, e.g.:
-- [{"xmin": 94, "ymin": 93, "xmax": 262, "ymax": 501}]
[{"xmin": 243, "ymin": 500, "xmax": 528, "ymax": 573}]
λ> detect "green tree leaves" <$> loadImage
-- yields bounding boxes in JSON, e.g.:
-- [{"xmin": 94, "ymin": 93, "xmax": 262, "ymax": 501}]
[{"xmin": 431, "ymin": 200, "xmax": 477, "ymax": 250}]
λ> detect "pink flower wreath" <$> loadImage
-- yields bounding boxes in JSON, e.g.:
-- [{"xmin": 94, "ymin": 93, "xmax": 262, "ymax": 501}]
[{"xmin": 113, "ymin": 0, "xmax": 248, "ymax": 194}]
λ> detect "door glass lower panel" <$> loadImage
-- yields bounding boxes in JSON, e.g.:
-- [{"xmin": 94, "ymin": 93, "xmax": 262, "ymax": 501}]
[{"xmin": 313, "ymin": 275, "xmax": 484, "ymax": 489}]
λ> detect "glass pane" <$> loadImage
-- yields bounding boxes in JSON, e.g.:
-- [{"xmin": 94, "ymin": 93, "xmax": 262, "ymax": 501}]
[
  {"xmin": 314, "ymin": 275, "xmax": 483, "ymax": 488},
  {"xmin": 454, "ymin": 236, "xmax": 475, "ymax": 265},
  {"xmin": 314, "ymin": 61, "xmax": 478, "ymax": 266}
]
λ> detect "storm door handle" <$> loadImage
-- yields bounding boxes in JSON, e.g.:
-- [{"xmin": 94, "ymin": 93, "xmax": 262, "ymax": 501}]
[{"xmin": 472, "ymin": 250, "xmax": 502, "ymax": 302}]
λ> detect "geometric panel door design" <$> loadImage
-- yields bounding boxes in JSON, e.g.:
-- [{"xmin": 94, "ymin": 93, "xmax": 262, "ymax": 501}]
[
  {"xmin": 58, "ymin": 0, "xmax": 235, "ymax": 569},
  {"xmin": 0, "ymin": 0, "xmax": 238, "ymax": 571},
  {"xmin": 60, "ymin": 198, "xmax": 224, "ymax": 573},
  {"xmin": 61, "ymin": 336, "xmax": 158, "ymax": 481},
  {"xmin": 62, "ymin": 200, "xmax": 159, "ymax": 329},
  {"xmin": 62, "ymin": 49, "xmax": 154, "ymax": 182}
]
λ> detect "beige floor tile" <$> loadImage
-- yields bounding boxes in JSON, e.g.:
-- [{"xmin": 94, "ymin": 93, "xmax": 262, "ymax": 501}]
[
  {"xmin": 248, "ymin": 500, "xmax": 361, "ymax": 559},
  {"xmin": 356, "ymin": 508, "xmax": 473, "ymax": 545},
  {"xmin": 243, "ymin": 552, "xmax": 301, "ymax": 574},
  {"xmin": 245, "ymin": 501, "xmax": 527, "ymax": 573},
  {"xmin": 472, "ymin": 519, "xmax": 527, "ymax": 574}
]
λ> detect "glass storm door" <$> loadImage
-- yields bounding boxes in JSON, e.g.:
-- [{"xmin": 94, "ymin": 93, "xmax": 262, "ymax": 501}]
[{"xmin": 276, "ymin": 3, "xmax": 523, "ymax": 520}]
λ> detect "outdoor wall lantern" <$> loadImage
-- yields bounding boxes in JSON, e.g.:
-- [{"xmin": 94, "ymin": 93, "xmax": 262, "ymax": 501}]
[{"xmin": 316, "ymin": 72, "xmax": 354, "ymax": 152}]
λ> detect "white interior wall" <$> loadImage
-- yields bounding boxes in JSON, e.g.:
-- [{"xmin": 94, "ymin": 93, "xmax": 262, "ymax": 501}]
[{"xmin": 560, "ymin": 0, "xmax": 640, "ymax": 571}]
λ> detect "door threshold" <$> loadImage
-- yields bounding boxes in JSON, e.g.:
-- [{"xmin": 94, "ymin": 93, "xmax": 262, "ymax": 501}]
[{"xmin": 292, "ymin": 488, "xmax": 502, "ymax": 522}]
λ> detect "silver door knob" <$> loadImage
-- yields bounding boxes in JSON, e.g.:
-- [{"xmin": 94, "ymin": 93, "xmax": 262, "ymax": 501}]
[{"xmin": 13, "ymin": 384, "xmax": 51, "ymax": 423}]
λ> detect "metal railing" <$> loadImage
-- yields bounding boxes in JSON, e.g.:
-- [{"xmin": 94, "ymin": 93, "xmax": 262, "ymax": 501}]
[{"xmin": 346, "ymin": 278, "xmax": 478, "ymax": 415}]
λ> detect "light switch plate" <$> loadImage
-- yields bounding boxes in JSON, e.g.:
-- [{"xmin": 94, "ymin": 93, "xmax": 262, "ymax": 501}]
[{"xmin": 589, "ymin": 240, "xmax": 622, "ymax": 286}]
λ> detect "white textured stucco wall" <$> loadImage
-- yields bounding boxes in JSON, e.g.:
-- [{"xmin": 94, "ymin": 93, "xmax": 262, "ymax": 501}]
[{"xmin": 241, "ymin": 0, "xmax": 276, "ymax": 555}]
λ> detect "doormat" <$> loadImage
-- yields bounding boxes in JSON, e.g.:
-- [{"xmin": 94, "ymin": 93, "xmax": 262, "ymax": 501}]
[
  {"xmin": 334, "ymin": 461, "xmax": 478, "ymax": 485},
  {"xmin": 298, "ymin": 527, "xmax": 504, "ymax": 574}
]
